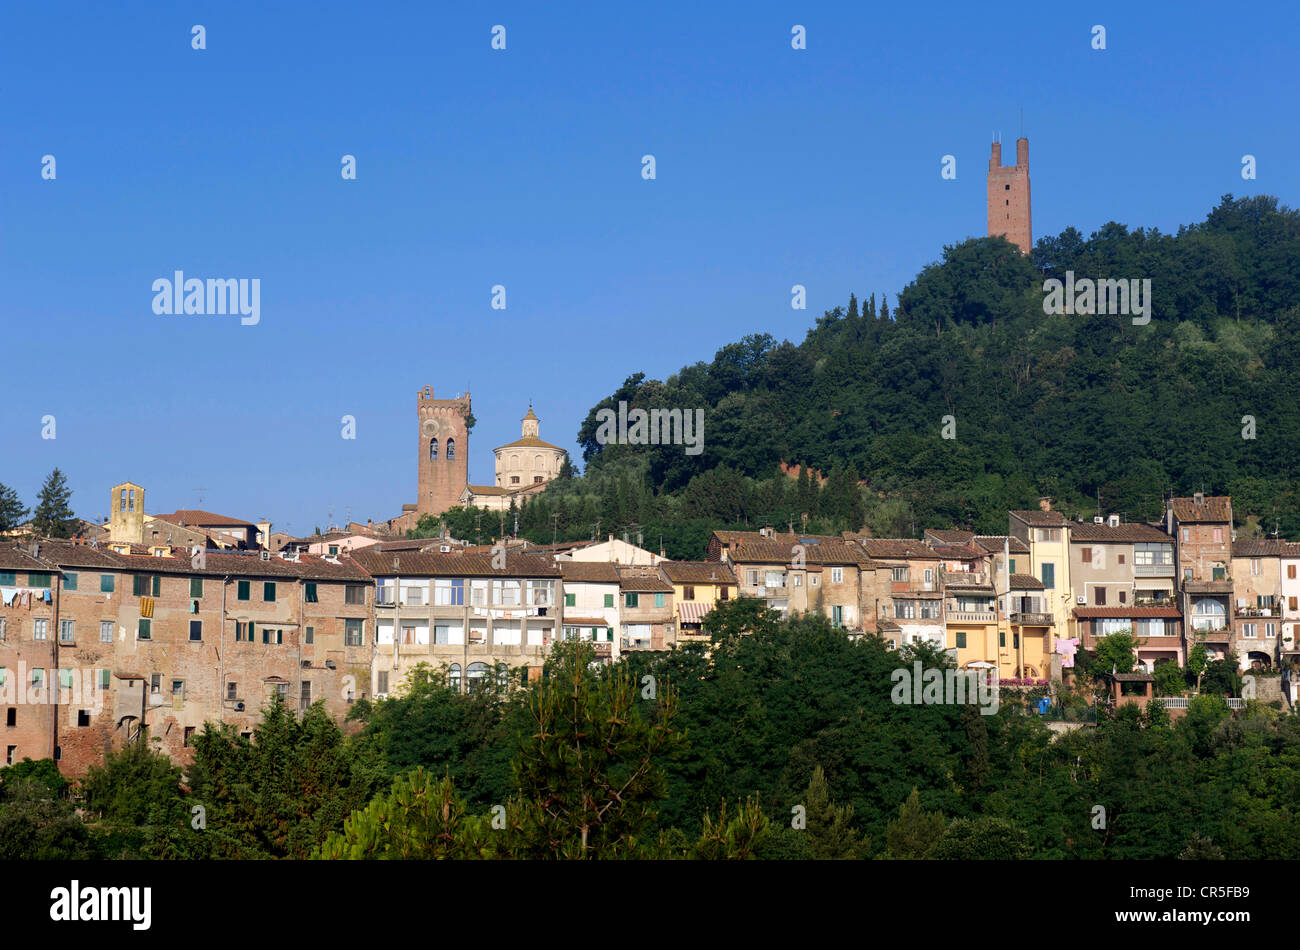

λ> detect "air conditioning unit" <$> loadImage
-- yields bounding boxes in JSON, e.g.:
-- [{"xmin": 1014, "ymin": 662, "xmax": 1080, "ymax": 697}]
[
  {"xmin": 324, "ymin": 660, "xmax": 336, "ymax": 670},
  {"xmin": 1077, "ymin": 596, "xmax": 1086, "ymax": 604},
  {"xmin": 375, "ymin": 693, "xmax": 388, "ymax": 701},
  {"xmin": 260, "ymin": 549, "xmax": 270, "ymax": 561},
  {"xmin": 1094, "ymin": 516, "xmax": 1104, "ymax": 524},
  {"xmin": 301, "ymin": 660, "xmax": 311, "ymax": 668},
  {"xmin": 440, "ymin": 544, "xmax": 452, "ymax": 553},
  {"xmin": 234, "ymin": 701, "xmax": 245, "ymax": 711}
]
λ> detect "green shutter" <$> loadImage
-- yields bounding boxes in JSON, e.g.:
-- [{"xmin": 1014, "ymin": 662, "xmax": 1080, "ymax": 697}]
[
  {"xmin": 64, "ymin": 573, "xmax": 78, "ymax": 591},
  {"xmin": 238, "ymin": 580, "xmax": 250, "ymax": 600},
  {"xmin": 101, "ymin": 574, "xmax": 114, "ymax": 593},
  {"xmin": 132, "ymin": 575, "xmax": 144, "ymax": 596},
  {"xmin": 191, "ymin": 577, "xmax": 203, "ymax": 598},
  {"xmin": 604, "ymin": 594, "xmax": 614, "ymax": 608},
  {"xmin": 152, "ymin": 575, "xmax": 161, "ymax": 597},
  {"xmin": 248, "ymin": 621, "xmax": 255, "ymax": 641},
  {"xmin": 138, "ymin": 618, "xmax": 151, "ymax": 640},
  {"xmin": 0, "ymin": 572, "xmax": 14, "ymax": 586},
  {"xmin": 264, "ymin": 582, "xmax": 276, "ymax": 602},
  {"xmin": 565, "ymin": 593, "xmax": 576, "ymax": 607}
]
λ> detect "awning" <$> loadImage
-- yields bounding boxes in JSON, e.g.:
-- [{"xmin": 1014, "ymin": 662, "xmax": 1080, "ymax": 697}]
[{"xmin": 678, "ymin": 601, "xmax": 713, "ymax": 624}]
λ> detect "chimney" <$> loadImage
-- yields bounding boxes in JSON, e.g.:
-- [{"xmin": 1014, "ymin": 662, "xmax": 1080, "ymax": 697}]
[
  {"xmin": 1194, "ymin": 491, "xmax": 1205, "ymax": 506},
  {"xmin": 1107, "ymin": 514, "xmax": 1120, "ymax": 528}
]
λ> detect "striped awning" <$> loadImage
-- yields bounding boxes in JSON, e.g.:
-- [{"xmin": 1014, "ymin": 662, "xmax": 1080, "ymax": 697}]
[{"xmin": 678, "ymin": 601, "xmax": 713, "ymax": 624}]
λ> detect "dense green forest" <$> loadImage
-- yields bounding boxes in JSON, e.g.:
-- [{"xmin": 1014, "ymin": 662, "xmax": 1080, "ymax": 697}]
[
  {"xmin": 444, "ymin": 194, "xmax": 1300, "ymax": 551},
  {"xmin": 5, "ymin": 603, "xmax": 1295, "ymax": 860}
]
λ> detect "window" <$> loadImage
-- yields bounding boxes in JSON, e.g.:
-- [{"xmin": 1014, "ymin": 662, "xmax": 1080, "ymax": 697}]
[
  {"xmin": 345, "ymin": 584, "xmax": 366, "ymax": 604},
  {"xmin": 1095, "ymin": 588, "xmax": 1106, "ymax": 606},
  {"xmin": 1038, "ymin": 528, "xmax": 1060, "ymax": 543},
  {"xmin": 235, "ymin": 621, "xmax": 253, "ymax": 642},
  {"xmin": 172, "ymin": 679, "xmax": 185, "ymax": 698},
  {"xmin": 625, "ymin": 593, "xmax": 639, "ymax": 608},
  {"xmin": 894, "ymin": 600, "xmax": 915, "ymax": 620},
  {"xmin": 1082, "ymin": 547, "xmax": 1092, "ymax": 563},
  {"xmin": 300, "ymin": 680, "xmax": 313, "ymax": 709},
  {"xmin": 1213, "ymin": 528, "xmax": 1223, "ymax": 543},
  {"xmin": 150, "ymin": 674, "xmax": 161, "ymax": 694},
  {"xmin": 683, "ymin": 585, "xmax": 695, "ymax": 600},
  {"xmin": 377, "ymin": 671, "xmax": 389, "ymax": 694},
  {"xmin": 0, "ymin": 572, "xmax": 13, "ymax": 586},
  {"xmin": 137, "ymin": 619, "xmax": 151, "ymax": 640},
  {"xmin": 1292, "ymin": 597, "xmax": 1298, "ymax": 611},
  {"xmin": 446, "ymin": 438, "xmax": 455, "ymax": 459},
  {"xmin": 28, "ymin": 572, "xmax": 51, "ymax": 589},
  {"xmin": 100, "ymin": 621, "xmax": 114, "ymax": 643},
  {"xmin": 1267, "ymin": 622, "xmax": 1277, "ymax": 638},
  {"xmin": 603, "ymin": 593, "xmax": 614, "ymax": 608},
  {"xmin": 227, "ymin": 682, "xmax": 238, "ymax": 701},
  {"xmin": 34, "ymin": 619, "xmax": 48, "ymax": 641},
  {"xmin": 189, "ymin": 620, "xmax": 202, "ymax": 641},
  {"xmin": 237, "ymin": 580, "xmax": 251, "ymax": 600},
  {"xmin": 345, "ymin": 619, "xmax": 364, "ymax": 646},
  {"xmin": 5, "ymin": 747, "xmax": 14, "ymax": 765},
  {"xmin": 190, "ymin": 577, "xmax": 203, "ymax": 598},
  {"xmin": 5, "ymin": 709, "xmax": 13, "ymax": 726},
  {"xmin": 565, "ymin": 593, "xmax": 576, "ymax": 607},
  {"xmin": 132, "ymin": 575, "xmax": 161, "ymax": 597},
  {"xmin": 101, "ymin": 574, "xmax": 115, "ymax": 593},
  {"xmin": 1242, "ymin": 623, "xmax": 1257, "ymax": 639},
  {"xmin": 58, "ymin": 620, "xmax": 74, "ymax": 643},
  {"xmin": 891, "ymin": 567, "xmax": 908, "ymax": 582},
  {"xmin": 811, "ymin": 575, "xmax": 819, "ymax": 587},
  {"xmin": 305, "ymin": 626, "xmax": 314, "ymax": 644},
  {"xmin": 831, "ymin": 567, "xmax": 844, "ymax": 583},
  {"xmin": 1008, "ymin": 559, "xmax": 1016, "ymax": 574},
  {"xmin": 999, "ymin": 631, "xmax": 1006, "ymax": 647},
  {"xmin": 1013, "ymin": 633, "xmax": 1020, "ymax": 648},
  {"xmin": 831, "ymin": 605, "xmax": 844, "ymax": 627},
  {"xmin": 792, "ymin": 574, "xmax": 803, "ymax": 587},
  {"xmin": 263, "ymin": 582, "xmax": 276, "ymax": 602},
  {"xmin": 511, "ymin": 476, "xmax": 520, "ymax": 485},
  {"xmin": 1290, "ymin": 565, "xmax": 1298, "ymax": 580},
  {"xmin": 534, "ymin": 476, "xmax": 543, "ymax": 484},
  {"xmin": 183, "ymin": 726, "xmax": 195, "ymax": 746},
  {"xmin": 1183, "ymin": 528, "xmax": 1190, "ymax": 542},
  {"xmin": 1041, "ymin": 564, "xmax": 1055, "ymax": 589},
  {"xmin": 1251, "ymin": 558, "xmax": 1261, "ymax": 576},
  {"xmin": 1119, "ymin": 590, "xmax": 1126, "ymax": 604},
  {"xmin": 64, "ymin": 573, "xmax": 78, "ymax": 591},
  {"xmin": 261, "ymin": 628, "xmax": 283, "ymax": 645},
  {"xmin": 654, "ymin": 593, "xmax": 666, "ymax": 608},
  {"xmin": 98, "ymin": 669, "xmax": 110, "ymax": 690}
]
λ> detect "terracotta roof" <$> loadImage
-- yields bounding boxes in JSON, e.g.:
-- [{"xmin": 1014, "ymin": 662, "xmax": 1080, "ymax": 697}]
[
  {"xmin": 929, "ymin": 543, "xmax": 983, "ymax": 560},
  {"xmin": 1073, "ymin": 606, "xmax": 1181, "ymax": 619},
  {"xmin": 618, "ymin": 571, "xmax": 673, "ymax": 592},
  {"xmin": 926, "ymin": 529, "xmax": 975, "ymax": 544},
  {"xmin": 465, "ymin": 485, "xmax": 511, "ymax": 496},
  {"xmin": 1009, "ymin": 573, "xmax": 1045, "ymax": 590},
  {"xmin": 0, "ymin": 544, "xmax": 54, "ymax": 571},
  {"xmin": 973, "ymin": 536, "xmax": 1030, "ymax": 554},
  {"xmin": 1111, "ymin": 672, "xmax": 1154, "ymax": 682},
  {"xmin": 1170, "ymin": 495, "xmax": 1232, "ymax": 524},
  {"xmin": 561, "ymin": 617, "xmax": 611, "ymax": 627},
  {"xmin": 1069, "ymin": 522, "xmax": 1173, "ymax": 543},
  {"xmin": 658, "ymin": 561, "xmax": 737, "ymax": 585},
  {"xmin": 152, "ymin": 510, "xmax": 255, "ymax": 528},
  {"xmin": 1010, "ymin": 510, "xmax": 1067, "ymax": 526},
  {"xmin": 719, "ymin": 532, "xmax": 868, "ymax": 566},
  {"xmin": 860, "ymin": 539, "xmax": 939, "ymax": 560},
  {"xmin": 27, "ymin": 541, "xmax": 124, "ymax": 569},
  {"xmin": 559, "ymin": 562, "xmax": 621, "ymax": 583},
  {"xmin": 1232, "ymin": 539, "xmax": 1287, "ymax": 557},
  {"xmin": 495, "ymin": 436, "xmax": 564, "ymax": 451},
  {"xmin": 353, "ymin": 548, "xmax": 559, "ymax": 578}
]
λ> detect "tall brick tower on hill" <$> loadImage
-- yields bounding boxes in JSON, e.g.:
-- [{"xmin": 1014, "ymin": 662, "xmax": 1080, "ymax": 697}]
[
  {"xmin": 416, "ymin": 385, "xmax": 470, "ymax": 517},
  {"xmin": 987, "ymin": 136, "xmax": 1031, "ymax": 254}
]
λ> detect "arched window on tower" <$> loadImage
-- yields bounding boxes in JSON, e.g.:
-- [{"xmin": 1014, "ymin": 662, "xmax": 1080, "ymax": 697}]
[
  {"xmin": 429, "ymin": 438, "xmax": 438, "ymax": 460},
  {"xmin": 446, "ymin": 438, "xmax": 456, "ymax": 460}
]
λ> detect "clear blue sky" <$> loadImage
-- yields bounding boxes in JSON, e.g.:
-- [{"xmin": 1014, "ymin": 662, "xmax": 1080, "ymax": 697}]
[{"xmin": 2, "ymin": 0, "xmax": 1292, "ymax": 535}]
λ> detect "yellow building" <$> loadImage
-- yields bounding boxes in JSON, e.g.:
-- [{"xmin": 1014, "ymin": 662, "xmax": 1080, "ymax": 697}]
[{"xmin": 658, "ymin": 561, "xmax": 738, "ymax": 640}]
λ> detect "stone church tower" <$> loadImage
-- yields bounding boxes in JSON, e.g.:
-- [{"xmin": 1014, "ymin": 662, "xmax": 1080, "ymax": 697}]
[
  {"xmin": 415, "ymin": 386, "xmax": 471, "ymax": 517},
  {"xmin": 987, "ymin": 136, "xmax": 1031, "ymax": 254}
]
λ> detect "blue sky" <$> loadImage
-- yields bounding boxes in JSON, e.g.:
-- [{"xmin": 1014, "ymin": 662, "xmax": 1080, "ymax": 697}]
[{"xmin": 2, "ymin": 0, "xmax": 1293, "ymax": 534}]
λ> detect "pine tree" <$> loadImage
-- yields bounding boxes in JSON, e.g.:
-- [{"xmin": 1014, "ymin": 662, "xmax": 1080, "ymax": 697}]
[
  {"xmin": 31, "ymin": 468, "xmax": 75, "ymax": 538},
  {"xmin": 884, "ymin": 787, "xmax": 946, "ymax": 859},
  {"xmin": 847, "ymin": 293, "xmax": 859, "ymax": 319},
  {"xmin": 802, "ymin": 766, "xmax": 867, "ymax": 859},
  {"xmin": 0, "ymin": 482, "xmax": 29, "ymax": 532},
  {"xmin": 879, "ymin": 294, "xmax": 890, "ymax": 321}
]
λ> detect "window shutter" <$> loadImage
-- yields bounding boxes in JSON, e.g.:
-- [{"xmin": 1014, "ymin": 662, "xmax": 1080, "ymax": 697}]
[{"xmin": 152, "ymin": 575, "xmax": 161, "ymax": 597}]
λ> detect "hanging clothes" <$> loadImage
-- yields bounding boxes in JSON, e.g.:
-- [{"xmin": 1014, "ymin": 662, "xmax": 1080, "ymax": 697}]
[
  {"xmin": 0, "ymin": 588, "xmax": 16, "ymax": 607},
  {"xmin": 42, "ymin": 589, "xmax": 52, "ymax": 603}
]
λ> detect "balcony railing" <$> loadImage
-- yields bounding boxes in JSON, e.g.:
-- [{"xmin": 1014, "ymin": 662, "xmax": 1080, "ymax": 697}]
[
  {"xmin": 947, "ymin": 610, "xmax": 996, "ymax": 623},
  {"xmin": 1134, "ymin": 564, "xmax": 1176, "ymax": 577},
  {"xmin": 1133, "ymin": 596, "xmax": 1177, "ymax": 608},
  {"xmin": 1235, "ymin": 606, "xmax": 1280, "ymax": 618},
  {"xmin": 1011, "ymin": 611, "xmax": 1054, "ymax": 626}
]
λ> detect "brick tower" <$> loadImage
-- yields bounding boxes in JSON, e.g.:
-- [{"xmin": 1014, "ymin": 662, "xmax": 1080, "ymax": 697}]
[
  {"xmin": 415, "ymin": 386, "xmax": 471, "ymax": 517},
  {"xmin": 987, "ymin": 136, "xmax": 1031, "ymax": 254}
]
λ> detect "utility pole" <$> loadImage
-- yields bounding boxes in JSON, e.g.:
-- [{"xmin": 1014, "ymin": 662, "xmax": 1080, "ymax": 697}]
[{"xmin": 195, "ymin": 488, "xmax": 208, "ymax": 506}]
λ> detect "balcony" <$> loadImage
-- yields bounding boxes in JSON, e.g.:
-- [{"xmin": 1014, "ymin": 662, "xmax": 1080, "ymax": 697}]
[
  {"xmin": 1011, "ymin": 611, "xmax": 1054, "ymax": 626},
  {"xmin": 942, "ymin": 571, "xmax": 991, "ymax": 589},
  {"xmin": 947, "ymin": 610, "xmax": 996, "ymax": 623},
  {"xmin": 1235, "ymin": 606, "xmax": 1280, "ymax": 618},
  {"xmin": 1184, "ymin": 579, "xmax": 1232, "ymax": 594},
  {"xmin": 1134, "ymin": 563, "xmax": 1176, "ymax": 577},
  {"xmin": 893, "ymin": 581, "xmax": 937, "ymax": 593},
  {"xmin": 1133, "ymin": 595, "xmax": 1177, "ymax": 608}
]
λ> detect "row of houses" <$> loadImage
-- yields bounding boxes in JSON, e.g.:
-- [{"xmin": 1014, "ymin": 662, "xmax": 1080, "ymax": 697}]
[{"xmin": 0, "ymin": 488, "xmax": 1284, "ymax": 777}]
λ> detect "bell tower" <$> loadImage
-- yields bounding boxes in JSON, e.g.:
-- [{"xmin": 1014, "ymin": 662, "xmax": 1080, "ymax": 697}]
[{"xmin": 416, "ymin": 386, "xmax": 471, "ymax": 517}]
